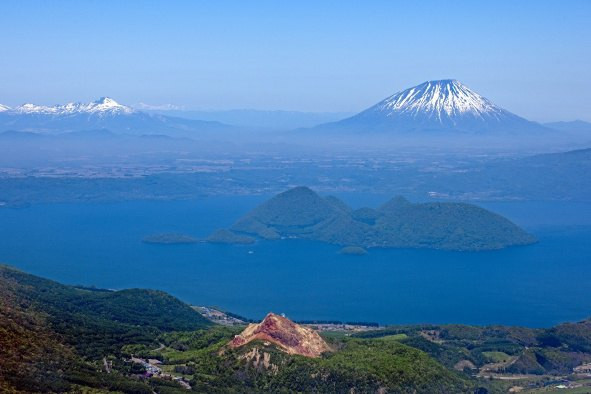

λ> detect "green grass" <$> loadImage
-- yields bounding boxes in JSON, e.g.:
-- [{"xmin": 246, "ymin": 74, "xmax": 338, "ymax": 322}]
[
  {"xmin": 482, "ymin": 351, "xmax": 512, "ymax": 363},
  {"xmin": 379, "ymin": 333, "xmax": 409, "ymax": 341}
]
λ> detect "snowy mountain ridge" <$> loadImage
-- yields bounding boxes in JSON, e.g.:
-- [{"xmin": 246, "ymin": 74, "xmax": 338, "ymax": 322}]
[
  {"xmin": 0, "ymin": 97, "xmax": 237, "ymax": 137},
  {"xmin": 10, "ymin": 97, "xmax": 134, "ymax": 116}
]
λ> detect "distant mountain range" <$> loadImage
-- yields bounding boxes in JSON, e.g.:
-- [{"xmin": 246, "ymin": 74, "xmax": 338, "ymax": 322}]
[
  {"xmin": 0, "ymin": 97, "xmax": 235, "ymax": 138},
  {"xmin": 1, "ymin": 88, "xmax": 589, "ymax": 139},
  {"xmin": 3, "ymin": 96, "xmax": 134, "ymax": 116},
  {"xmin": 0, "ymin": 97, "xmax": 352, "ymax": 135},
  {"xmin": 138, "ymin": 108, "xmax": 353, "ymax": 130},
  {"xmin": 544, "ymin": 120, "xmax": 591, "ymax": 133},
  {"xmin": 309, "ymin": 79, "xmax": 552, "ymax": 134}
]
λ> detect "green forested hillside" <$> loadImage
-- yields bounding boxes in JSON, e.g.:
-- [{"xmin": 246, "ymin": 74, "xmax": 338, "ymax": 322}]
[
  {"xmin": 151, "ymin": 327, "xmax": 474, "ymax": 393},
  {"xmin": 354, "ymin": 321, "xmax": 591, "ymax": 377},
  {"xmin": 0, "ymin": 265, "xmax": 210, "ymax": 356},
  {"xmin": 0, "ymin": 265, "xmax": 210, "ymax": 393},
  {"xmin": 0, "ymin": 265, "xmax": 475, "ymax": 393},
  {"xmin": 2, "ymin": 265, "xmax": 590, "ymax": 393}
]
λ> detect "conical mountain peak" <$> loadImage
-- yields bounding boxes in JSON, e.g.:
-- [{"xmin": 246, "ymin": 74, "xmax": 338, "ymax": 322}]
[
  {"xmin": 312, "ymin": 79, "xmax": 547, "ymax": 134},
  {"xmin": 373, "ymin": 79, "xmax": 502, "ymax": 118},
  {"xmin": 228, "ymin": 312, "xmax": 332, "ymax": 358}
]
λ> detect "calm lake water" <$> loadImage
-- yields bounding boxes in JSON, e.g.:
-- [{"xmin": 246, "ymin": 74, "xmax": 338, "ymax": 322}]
[{"xmin": 0, "ymin": 195, "xmax": 590, "ymax": 327}]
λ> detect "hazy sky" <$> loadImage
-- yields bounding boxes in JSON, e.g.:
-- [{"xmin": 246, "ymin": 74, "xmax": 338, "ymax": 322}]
[{"xmin": 1, "ymin": 1, "xmax": 590, "ymax": 121}]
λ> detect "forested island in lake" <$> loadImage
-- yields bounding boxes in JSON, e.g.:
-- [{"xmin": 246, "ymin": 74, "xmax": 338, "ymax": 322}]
[{"xmin": 212, "ymin": 186, "xmax": 536, "ymax": 251}]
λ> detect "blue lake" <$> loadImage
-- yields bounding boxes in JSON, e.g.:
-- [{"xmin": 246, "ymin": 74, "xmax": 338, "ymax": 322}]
[{"xmin": 0, "ymin": 196, "xmax": 590, "ymax": 327}]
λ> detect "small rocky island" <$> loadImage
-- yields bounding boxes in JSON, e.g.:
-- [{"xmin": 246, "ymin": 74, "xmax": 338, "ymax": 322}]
[
  {"xmin": 339, "ymin": 246, "xmax": 368, "ymax": 255},
  {"xmin": 142, "ymin": 233, "xmax": 200, "ymax": 244},
  {"xmin": 211, "ymin": 186, "xmax": 536, "ymax": 251}
]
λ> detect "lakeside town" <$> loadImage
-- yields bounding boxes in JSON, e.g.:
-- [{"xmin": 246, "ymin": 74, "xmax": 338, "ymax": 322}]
[{"xmin": 194, "ymin": 306, "xmax": 382, "ymax": 334}]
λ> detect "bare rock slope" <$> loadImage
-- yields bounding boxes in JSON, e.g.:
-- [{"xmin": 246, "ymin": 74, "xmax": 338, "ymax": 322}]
[{"xmin": 229, "ymin": 313, "xmax": 331, "ymax": 358}]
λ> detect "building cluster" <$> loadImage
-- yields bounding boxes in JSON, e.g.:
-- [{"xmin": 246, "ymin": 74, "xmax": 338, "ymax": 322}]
[{"xmin": 129, "ymin": 357, "xmax": 191, "ymax": 390}]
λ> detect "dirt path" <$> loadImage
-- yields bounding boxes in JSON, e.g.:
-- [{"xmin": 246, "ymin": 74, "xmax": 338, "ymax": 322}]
[{"xmin": 103, "ymin": 357, "xmax": 111, "ymax": 374}]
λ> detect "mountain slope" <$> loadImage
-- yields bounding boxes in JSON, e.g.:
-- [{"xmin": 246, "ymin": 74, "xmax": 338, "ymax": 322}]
[
  {"xmin": 0, "ymin": 97, "xmax": 236, "ymax": 138},
  {"xmin": 230, "ymin": 186, "xmax": 369, "ymax": 244},
  {"xmin": 5, "ymin": 265, "xmax": 591, "ymax": 393},
  {"xmin": 224, "ymin": 186, "xmax": 536, "ymax": 251},
  {"xmin": 0, "ymin": 265, "xmax": 210, "ymax": 358},
  {"xmin": 163, "ymin": 324, "xmax": 474, "ymax": 393},
  {"xmin": 0, "ymin": 265, "xmax": 213, "ymax": 393},
  {"xmin": 311, "ymin": 79, "xmax": 548, "ymax": 134}
]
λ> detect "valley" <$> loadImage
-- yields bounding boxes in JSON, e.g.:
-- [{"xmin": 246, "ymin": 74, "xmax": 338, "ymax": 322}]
[{"xmin": 1, "ymin": 147, "xmax": 590, "ymax": 207}]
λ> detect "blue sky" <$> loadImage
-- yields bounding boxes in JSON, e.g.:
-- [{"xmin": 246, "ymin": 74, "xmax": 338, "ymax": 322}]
[{"xmin": 1, "ymin": 1, "xmax": 590, "ymax": 121}]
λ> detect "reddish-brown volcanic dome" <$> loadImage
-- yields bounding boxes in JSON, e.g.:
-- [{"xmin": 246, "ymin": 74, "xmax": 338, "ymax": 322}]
[{"xmin": 229, "ymin": 313, "xmax": 331, "ymax": 358}]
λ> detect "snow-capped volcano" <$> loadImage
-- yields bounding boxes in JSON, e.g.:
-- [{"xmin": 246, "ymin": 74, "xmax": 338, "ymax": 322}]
[
  {"xmin": 312, "ymin": 79, "xmax": 547, "ymax": 134},
  {"xmin": 13, "ymin": 97, "xmax": 134, "ymax": 116},
  {"xmin": 0, "ymin": 104, "xmax": 11, "ymax": 112},
  {"xmin": 373, "ymin": 79, "xmax": 503, "ymax": 120}
]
